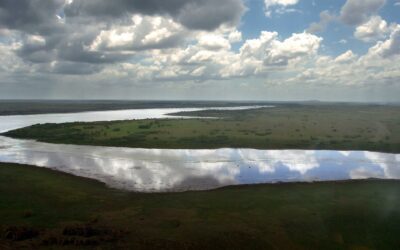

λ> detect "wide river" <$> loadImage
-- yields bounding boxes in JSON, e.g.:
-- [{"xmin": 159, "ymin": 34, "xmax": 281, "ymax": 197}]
[{"xmin": 0, "ymin": 106, "xmax": 399, "ymax": 192}]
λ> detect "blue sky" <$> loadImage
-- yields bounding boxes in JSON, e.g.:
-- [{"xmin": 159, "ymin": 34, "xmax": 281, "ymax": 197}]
[
  {"xmin": 0, "ymin": 0, "xmax": 399, "ymax": 101},
  {"xmin": 240, "ymin": 0, "xmax": 399, "ymax": 55}
]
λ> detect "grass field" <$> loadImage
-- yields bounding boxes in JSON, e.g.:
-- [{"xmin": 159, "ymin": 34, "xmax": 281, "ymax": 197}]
[
  {"xmin": 5, "ymin": 104, "xmax": 400, "ymax": 153},
  {"xmin": 1, "ymin": 163, "xmax": 400, "ymax": 249}
]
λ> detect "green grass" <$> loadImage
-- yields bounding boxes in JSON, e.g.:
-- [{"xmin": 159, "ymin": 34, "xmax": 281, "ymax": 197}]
[
  {"xmin": 5, "ymin": 105, "xmax": 400, "ymax": 153},
  {"xmin": 1, "ymin": 163, "xmax": 400, "ymax": 249}
]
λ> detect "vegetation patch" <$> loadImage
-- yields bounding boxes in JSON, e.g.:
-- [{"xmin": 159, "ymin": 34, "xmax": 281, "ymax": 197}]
[
  {"xmin": 1, "ymin": 163, "xmax": 400, "ymax": 249},
  {"xmin": 4, "ymin": 104, "xmax": 400, "ymax": 153}
]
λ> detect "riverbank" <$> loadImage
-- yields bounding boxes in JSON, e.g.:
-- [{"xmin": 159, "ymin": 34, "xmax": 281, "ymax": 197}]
[
  {"xmin": 0, "ymin": 100, "xmax": 269, "ymax": 116},
  {"xmin": 4, "ymin": 105, "xmax": 400, "ymax": 153},
  {"xmin": 1, "ymin": 162, "xmax": 399, "ymax": 249}
]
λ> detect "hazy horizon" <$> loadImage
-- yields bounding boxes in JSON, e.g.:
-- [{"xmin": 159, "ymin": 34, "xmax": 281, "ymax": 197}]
[{"xmin": 1, "ymin": 99, "xmax": 400, "ymax": 106}]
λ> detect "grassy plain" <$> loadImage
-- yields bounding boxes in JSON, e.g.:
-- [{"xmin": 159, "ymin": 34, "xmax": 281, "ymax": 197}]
[
  {"xmin": 5, "ymin": 104, "xmax": 400, "ymax": 153},
  {"xmin": 1, "ymin": 163, "xmax": 400, "ymax": 249}
]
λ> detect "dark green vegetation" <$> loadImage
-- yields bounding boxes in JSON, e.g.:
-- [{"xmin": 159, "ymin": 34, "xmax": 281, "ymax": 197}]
[
  {"xmin": 0, "ymin": 100, "xmax": 268, "ymax": 116},
  {"xmin": 1, "ymin": 163, "xmax": 400, "ymax": 249},
  {"xmin": 5, "ymin": 104, "xmax": 400, "ymax": 153}
]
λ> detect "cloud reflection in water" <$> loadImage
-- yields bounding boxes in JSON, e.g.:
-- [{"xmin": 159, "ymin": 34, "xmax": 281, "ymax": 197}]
[{"xmin": 0, "ymin": 136, "xmax": 399, "ymax": 192}]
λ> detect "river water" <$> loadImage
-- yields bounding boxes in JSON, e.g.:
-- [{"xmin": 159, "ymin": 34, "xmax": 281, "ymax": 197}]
[
  {"xmin": 0, "ymin": 106, "xmax": 271, "ymax": 133},
  {"xmin": 0, "ymin": 106, "xmax": 399, "ymax": 192}
]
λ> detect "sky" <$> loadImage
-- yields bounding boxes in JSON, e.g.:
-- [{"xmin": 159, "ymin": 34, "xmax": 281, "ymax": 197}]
[{"xmin": 0, "ymin": 0, "xmax": 399, "ymax": 102}]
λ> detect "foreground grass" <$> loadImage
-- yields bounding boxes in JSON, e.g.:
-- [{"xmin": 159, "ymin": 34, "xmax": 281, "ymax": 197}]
[
  {"xmin": 1, "ymin": 163, "xmax": 400, "ymax": 249},
  {"xmin": 5, "ymin": 105, "xmax": 400, "ymax": 153}
]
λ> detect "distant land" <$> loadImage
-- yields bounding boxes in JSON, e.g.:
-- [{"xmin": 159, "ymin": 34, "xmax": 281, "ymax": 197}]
[
  {"xmin": 0, "ymin": 100, "xmax": 279, "ymax": 116},
  {"xmin": 0, "ymin": 99, "xmax": 399, "ymax": 116},
  {"xmin": 5, "ymin": 104, "xmax": 400, "ymax": 153}
]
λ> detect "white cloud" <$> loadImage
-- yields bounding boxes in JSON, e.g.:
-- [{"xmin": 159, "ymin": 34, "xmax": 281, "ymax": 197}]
[
  {"xmin": 90, "ymin": 15, "xmax": 188, "ymax": 51},
  {"xmin": 105, "ymin": 30, "xmax": 323, "ymax": 83},
  {"xmin": 365, "ymin": 24, "xmax": 400, "ymax": 58},
  {"xmin": 264, "ymin": 0, "xmax": 299, "ymax": 17},
  {"xmin": 364, "ymin": 152, "xmax": 400, "ymax": 179},
  {"xmin": 0, "ymin": 0, "xmax": 399, "ymax": 101},
  {"xmin": 334, "ymin": 50, "xmax": 357, "ymax": 63},
  {"xmin": 354, "ymin": 16, "xmax": 390, "ymax": 42},
  {"xmin": 197, "ymin": 34, "xmax": 231, "ymax": 51},
  {"xmin": 240, "ymin": 31, "xmax": 278, "ymax": 60},
  {"xmin": 228, "ymin": 30, "xmax": 242, "ymax": 43},
  {"xmin": 263, "ymin": 32, "xmax": 322, "ymax": 66},
  {"xmin": 289, "ymin": 27, "xmax": 400, "ymax": 87},
  {"xmin": 220, "ymin": 31, "xmax": 322, "ymax": 79},
  {"xmin": 238, "ymin": 31, "xmax": 322, "ymax": 67},
  {"xmin": 264, "ymin": 0, "xmax": 299, "ymax": 7}
]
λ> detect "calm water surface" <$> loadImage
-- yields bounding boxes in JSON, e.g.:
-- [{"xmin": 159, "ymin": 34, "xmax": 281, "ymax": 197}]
[
  {"xmin": 0, "ymin": 136, "xmax": 398, "ymax": 191},
  {"xmin": 0, "ymin": 106, "xmax": 399, "ymax": 192},
  {"xmin": 0, "ymin": 105, "xmax": 271, "ymax": 133}
]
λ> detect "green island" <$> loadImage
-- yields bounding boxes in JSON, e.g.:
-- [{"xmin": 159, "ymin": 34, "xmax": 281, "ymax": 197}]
[
  {"xmin": 4, "ymin": 104, "xmax": 400, "ymax": 153},
  {"xmin": 1, "ymin": 163, "xmax": 400, "ymax": 249}
]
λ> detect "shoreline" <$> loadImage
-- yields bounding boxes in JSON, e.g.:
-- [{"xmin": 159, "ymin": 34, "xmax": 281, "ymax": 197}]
[
  {"xmin": 0, "ymin": 100, "xmax": 272, "ymax": 116},
  {"xmin": 3, "ymin": 133, "xmax": 399, "ymax": 154},
  {"xmin": 1, "ymin": 162, "xmax": 399, "ymax": 193},
  {"xmin": 4, "ymin": 105, "xmax": 399, "ymax": 154},
  {"xmin": 2, "ymin": 162, "xmax": 400, "ymax": 249}
]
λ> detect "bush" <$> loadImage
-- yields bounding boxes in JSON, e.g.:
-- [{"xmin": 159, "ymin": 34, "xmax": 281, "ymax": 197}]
[{"xmin": 138, "ymin": 124, "xmax": 152, "ymax": 129}]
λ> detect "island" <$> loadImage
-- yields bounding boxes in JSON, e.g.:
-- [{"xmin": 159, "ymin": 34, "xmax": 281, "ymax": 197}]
[{"xmin": 4, "ymin": 104, "xmax": 400, "ymax": 153}]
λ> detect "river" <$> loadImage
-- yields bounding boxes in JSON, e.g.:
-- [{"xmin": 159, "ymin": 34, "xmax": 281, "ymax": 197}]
[{"xmin": 0, "ymin": 106, "xmax": 399, "ymax": 192}]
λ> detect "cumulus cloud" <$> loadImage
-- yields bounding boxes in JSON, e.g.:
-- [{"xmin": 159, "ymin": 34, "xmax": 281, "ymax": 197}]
[
  {"xmin": 239, "ymin": 31, "xmax": 322, "ymax": 67},
  {"xmin": 89, "ymin": 15, "xmax": 188, "ymax": 51},
  {"xmin": 0, "ymin": 0, "xmax": 247, "ymax": 75},
  {"xmin": 340, "ymin": 0, "xmax": 386, "ymax": 26},
  {"xmin": 64, "ymin": 0, "xmax": 245, "ymax": 31},
  {"xmin": 0, "ymin": 0, "xmax": 399, "ymax": 101},
  {"xmin": 334, "ymin": 50, "xmax": 357, "ymax": 63},
  {"xmin": 264, "ymin": 0, "xmax": 299, "ymax": 17},
  {"xmin": 223, "ymin": 31, "xmax": 307, "ymax": 77},
  {"xmin": 228, "ymin": 30, "xmax": 243, "ymax": 43},
  {"xmin": 366, "ymin": 25, "xmax": 400, "ymax": 58},
  {"xmin": 289, "ymin": 26, "xmax": 400, "ymax": 87},
  {"xmin": 197, "ymin": 34, "xmax": 231, "ymax": 51},
  {"xmin": 354, "ymin": 16, "xmax": 390, "ymax": 42},
  {"xmin": 263, "ymin": 32, "xmax": 322, "ymax": 66},
  {"xmin": 106, "ymin": 30, "xmax": 323, "ymax": 83},
  {"xmin": 309, "ymin": 0, "xmax": 387, "ymax": 33}
]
